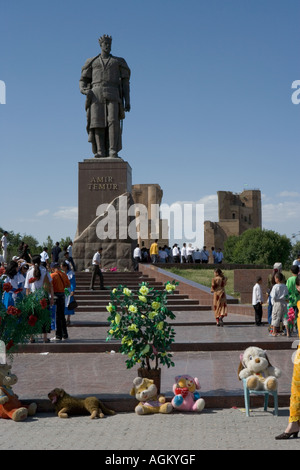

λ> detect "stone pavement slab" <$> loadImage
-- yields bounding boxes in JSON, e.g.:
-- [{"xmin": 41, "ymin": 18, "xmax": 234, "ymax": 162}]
[
  {"xmin": 0, "ymin": 407, "xmax": 298, "ymax": 451},
  {"xmin": 11, "ymin": 348, "xmax": 294, "ymax": 409},
  {"xmin": 9, "ymin": 311, "xmax": 297, "ymax": 411},
  {"xmin": 69, "ymin": 308, "xmax": 264, "ymax": 326},
  {"xmin": 18, "ymin": 319, "xmax": 297, "ymax": 346}
]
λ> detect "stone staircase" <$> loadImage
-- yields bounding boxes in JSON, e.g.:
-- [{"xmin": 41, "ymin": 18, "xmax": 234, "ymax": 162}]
[{"xmin": 75, "ymin": 271, "xmax": 210, "ymax": 314}]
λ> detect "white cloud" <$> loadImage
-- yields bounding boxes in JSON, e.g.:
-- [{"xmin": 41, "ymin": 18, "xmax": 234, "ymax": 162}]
[
  {"xmin": 262, "ymin": 201, "xmax": 300, "ymax": 223},
  {"xmin": 53, "ymin": 206, "xmax": 78, "ymax": 220},
  {"xmin": 261, "ymin": 193, "xmax": 271, "ymax": 202},
  {"xmin": 36, "ymin": 209, "xmax": 50, "ymax": 216},
  {"xmin": 278, "ymin": 191, "xmax": 300, "ymax": 198},
  {"xmin": 197, "ymin": 194, "xmax": 218, "ymax": 221}
]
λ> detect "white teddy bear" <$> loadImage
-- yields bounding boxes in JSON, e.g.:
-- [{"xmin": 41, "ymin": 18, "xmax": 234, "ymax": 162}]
[{"xmin": 238, "ymin": 346, "xmax": 281, "ymax": 391}]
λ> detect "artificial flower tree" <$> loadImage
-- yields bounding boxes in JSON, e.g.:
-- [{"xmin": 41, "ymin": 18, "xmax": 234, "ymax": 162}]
[
  {"xmin": 0, "ymin": 273, "xmax": 51, "ymax": 354},
  {"xmin": 106, "ymin": 281, "xmax": 178, "ymax": 389}
]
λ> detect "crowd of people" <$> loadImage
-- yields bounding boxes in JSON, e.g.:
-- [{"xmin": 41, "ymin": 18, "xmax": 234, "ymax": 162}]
[
  {"xmin": 0, "ymin": 238, "xmax": 77, "ymax": 343},
  {"xmin": 268, "ymin": 256, "xmax": 300, "ymax": 440},
  {"xmin": 250, "ymin": 257, "xmax": 300, "ymax": 437},
  {"xmin": 133, "ymin": 241, "xmax": 224, "ymax": 270},
  {"xmin": 252, "ymin": 256, "xmax": 300, "ymax": 338}
]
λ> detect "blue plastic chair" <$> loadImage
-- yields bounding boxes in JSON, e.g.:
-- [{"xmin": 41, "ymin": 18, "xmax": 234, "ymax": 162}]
[{"xmin": 242, "ymin": 378, "xmax": 278, "ymax": 417}]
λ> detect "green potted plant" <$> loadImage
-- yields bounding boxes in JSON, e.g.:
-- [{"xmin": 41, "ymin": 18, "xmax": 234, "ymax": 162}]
[{"xmin": 106, "ymin": 280, "xmax": 178, "ymax": 393}]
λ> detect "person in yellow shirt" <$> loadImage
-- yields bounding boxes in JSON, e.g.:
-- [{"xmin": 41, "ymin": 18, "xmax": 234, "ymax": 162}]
[
  {"xmin": 150, "ymin": 239, "xmax": 159, "ymax": 264},
  {"xmin": 276, "ymin": 277, "xmax": 300, "ymax": 439}
]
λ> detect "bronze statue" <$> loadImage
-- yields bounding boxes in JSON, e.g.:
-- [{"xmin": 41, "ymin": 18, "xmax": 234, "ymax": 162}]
[{"xmin": 79, "ymin": 35, "xmax": 131, "ymax": 158}]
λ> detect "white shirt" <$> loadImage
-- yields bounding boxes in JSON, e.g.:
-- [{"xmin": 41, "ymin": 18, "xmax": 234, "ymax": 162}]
[
  {"xmin": 270, "ymin": 283, "xmax": 289, "ymax": 305},
  {"xmin": 40, "ymin": 250, "xmax": 49, "ymax": 262},
  {"xmin": 68, "ymin": 245, "xmax": 73, "ymax": 257},
  {"xmin": 293, "ymin": 259, "xmax": 300, "ymax": 267},
  {"xmin": 186, "ymin": 246, "xmax": 194, "ymax": 256},
  {"xmin": 252, "ymin": 283, "xmax": 263, "ymax": 305},
  {"xmin": 181, "ymin": 246, "xmax": 187, "ymax": 258},
  {"xmin": 24, "ymin": 266, "xmax": 52, "ymax": 292},
  {"xmin": 5, "ymin": 273, "xmax": 24, "ymax": 303},
  {"xmin": 172, "ymin": 246, "xmax": 179, "ymax": 257},
  {"xmin": 1, "ymin": 235, "xmax": 7, "ymax": 248},
  {"xmin": 5, "ymin": 273, "xmax": 23, "ymax": 292},
  {"xmin": 133, "ymin": 247, "xmax": 141, "ymax": 258},
  {"xmin": 92, "ymin": 252, "xmax": 101, "ymax": 265}
]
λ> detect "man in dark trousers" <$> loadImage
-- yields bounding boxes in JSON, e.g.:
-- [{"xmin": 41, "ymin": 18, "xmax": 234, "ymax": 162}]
[
  {"xmin": 90, "ymin": 247, "xmax": 105, "ymax": 290},
  {"xmin": 50, "ymin": 262, "xmax": 70, "ymax": 341},
  {"xmin": 252, "ymin": 276, "xmax": 263, "ymax": 326}
]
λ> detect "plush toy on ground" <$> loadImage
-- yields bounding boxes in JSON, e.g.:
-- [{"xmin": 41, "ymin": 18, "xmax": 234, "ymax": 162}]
[
  {"xmin": 238, "ymin": 346, "xmax": 281, "ymax": 391},
  {"xmin": 130, "ymin": 377, "xmax": 173, "ymax": 415},
  {"xmin": 48, "ymin": 388, "xmax": 116, "ymax": 419},
  {"xmin": 0, "ymin": 363, "xmax": 37, "ymax": 421},
  {"xmin": 171, "ymin": 374, "xmax": 205, "ymax": 412}
]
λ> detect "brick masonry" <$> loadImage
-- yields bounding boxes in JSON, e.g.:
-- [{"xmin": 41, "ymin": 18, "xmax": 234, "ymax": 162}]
[
  {"xmin": 234, "ymin": 269, "xmax": 272, "ymax": 304},
  {"xmin": 138, "ymin": 263, "xmax": 214, "ymax": 307}
]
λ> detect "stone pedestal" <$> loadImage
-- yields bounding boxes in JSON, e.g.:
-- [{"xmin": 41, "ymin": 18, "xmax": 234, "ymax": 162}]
[
  {"xmin": 77, "ymin": 158, "xmax": 132, "ymax": 237},
  {"xmin": 73, "ymin": 158, "xmax": 135, "ymax": 271}
]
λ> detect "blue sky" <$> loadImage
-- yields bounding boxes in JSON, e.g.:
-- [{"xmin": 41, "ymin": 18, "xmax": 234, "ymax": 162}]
[{"xmin": 1, "ymin": 0, "xmax": 299, "ymax": 247}]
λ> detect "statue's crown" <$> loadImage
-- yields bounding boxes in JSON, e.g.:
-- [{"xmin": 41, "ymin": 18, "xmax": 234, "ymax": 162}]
[{"xmin": 99, "ymin": 34, "xmax": 112, "ymax": 45}]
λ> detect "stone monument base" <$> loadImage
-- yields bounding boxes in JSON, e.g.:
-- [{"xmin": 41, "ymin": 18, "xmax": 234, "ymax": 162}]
[
  {"xmin": 73, "ymin": 192, "xmax": 135, "ymax": 271},
  {"xmin": 77, "ymin": 158, "xmax": 132, "ymax": 237}
]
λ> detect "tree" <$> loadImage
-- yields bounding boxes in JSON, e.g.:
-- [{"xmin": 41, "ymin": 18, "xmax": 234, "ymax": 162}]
[
  {"xmin": 42, "ymin": 236, "xmax": 72, "ymax": 252},
  {"xmin": 59, "ymin": 236, "xmax": 72, "ymax": 251},
  {"xmin": 0, "ymin": 227, "xmax": 41, "ymax": 259},
  {"xmin": 0, "ymin": 228, "xmax": 73, "ymax": 262},
  {"xmin": 290, "ymin": 240, "xmax": 300, "ymax": 263},
  {"xmin": 222, "ymin": 234, "xmax": 238, "ymax": 262},
  {"xmin": 224, "ymin": 228, "xmax": 292, "ymax": 267},
  {"xmin": 42, "ymin": 235, "xmax": 54, "ymax": 253}
]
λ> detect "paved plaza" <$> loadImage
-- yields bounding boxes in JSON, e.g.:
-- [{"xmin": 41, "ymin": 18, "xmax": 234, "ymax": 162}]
[
  {"xmin": 0, "ymin": 407, "xmax": 298, "ymax": 451},
  {"xmin": 2, "ymin": 271, "xmax": 299, "ymax": 452}
]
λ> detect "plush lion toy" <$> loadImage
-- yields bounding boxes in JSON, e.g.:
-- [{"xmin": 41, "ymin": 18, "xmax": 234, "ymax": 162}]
[
  {"xmin": 238, "ymin": 346, "xmax": 281, "ymax": 391},
  {"xmin": 130, "ymin": 377, "xmax": 173, "ymax": 415},
  {"xmin": 171, "ymin": 374, "xmax": 205, "ymax": 412},
  {"xmin": 0, "ymin": 363, "xmax": 37, "ymax": 421},
  {"xmin": 48, "ymin": 388, "xmax": 115, "ymax": 419}
]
